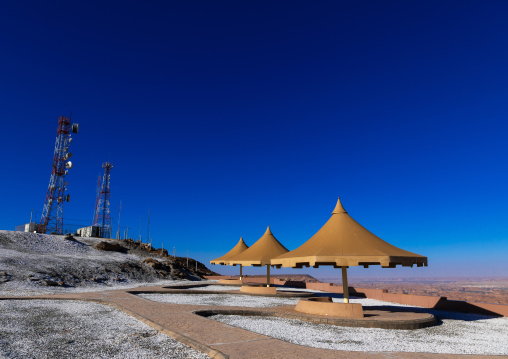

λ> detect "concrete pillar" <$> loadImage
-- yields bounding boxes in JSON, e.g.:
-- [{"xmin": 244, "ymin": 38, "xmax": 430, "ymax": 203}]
[{"xmin": 342, "ymin": 266, "xmax": 349, "ymax": 303}]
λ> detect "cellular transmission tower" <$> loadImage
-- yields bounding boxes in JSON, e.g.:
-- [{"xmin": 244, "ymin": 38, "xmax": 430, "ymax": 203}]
[
  {"xmin": 39, "ymin": 115, "xmax": 79, "ymax": 234},
  {"xmin": 93, "ymin": 162, "xmax": 113, "ymax": 238}
]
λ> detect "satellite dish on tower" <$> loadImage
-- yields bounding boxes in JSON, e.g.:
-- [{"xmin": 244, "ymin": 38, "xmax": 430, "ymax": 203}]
[
  {"xmin": 71, "ymin": 123, "xmax": 79, "ymax": 134},
  {"xmin": 65, "ymin": 161, "xmax": 73, "ymax": 169}
]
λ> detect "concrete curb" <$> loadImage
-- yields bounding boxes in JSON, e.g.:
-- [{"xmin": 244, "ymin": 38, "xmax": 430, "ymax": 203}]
[{"xmin": 194, "ymin": 308, "xmax": 437, "ymax": 330}]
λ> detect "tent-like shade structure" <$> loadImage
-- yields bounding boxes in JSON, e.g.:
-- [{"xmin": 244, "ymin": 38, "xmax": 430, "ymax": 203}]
[
  {"xmin": 271, "ymin": 197, "xmax": 427, "ymax": 302},
  {"xmin": 228, "ymin": 226, "xmax": 289, "ymax": 286},
  {"xmin": 210, "ymin": 237, "xmax": 249, "ymax": 278},
  {"xmin": 210, "ymin": 237, "xmax": 249, "ymax": 265}
]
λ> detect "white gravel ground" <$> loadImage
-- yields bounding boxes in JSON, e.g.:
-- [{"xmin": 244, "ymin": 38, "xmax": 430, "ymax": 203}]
[
  {"xmin": 213, "ymin": 310, "xmax": 508, "ymax": 355},
  {"xmin": 139, "ymin": 291, "xmax": 417, "ymax": 309},
  {"xmin": 0, "ymin": 300, "xmax": 209, "ymax": 359},
  {"xmin": 189, "ymin": 285, "xmax": 323, "ymax": 293},
  {"xmin": 139, "ymin": 292, "xmax": 304, "ymax": 307},
  {"xmin": 0, "ymin": 279, "xmax": 204, "ymax": 297},
  {"xmin": 191, "ymin": 285, "xmax": 241, "ymax": 291}
]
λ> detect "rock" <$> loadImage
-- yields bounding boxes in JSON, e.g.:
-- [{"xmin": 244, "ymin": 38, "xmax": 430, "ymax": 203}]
[
  {"xmin": 142, "ymin": 257, "xmax": 162, "ymax": 270},
  {"xmin": 42, "ymin": 280, "xmax": 59, "ymax": 286},
  {"xmin": 94, "ymin": 241, "xmax": 124, "ymax": 252},
  {"xmin": 58, "ymin": 281, "xmax": 65, "ymax": 286},
  {"xmin": 0, "ymin": 272, "xmax": 7, "ymax": 276},
  {"xmin": 64, "ymin": 234, "xmax": 75, "ymax": 241}
]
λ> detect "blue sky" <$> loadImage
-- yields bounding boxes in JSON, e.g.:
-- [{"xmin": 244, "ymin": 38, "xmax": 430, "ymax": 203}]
[{"xmin": 1, "ymin": 1, "xmax": 507, "ymax": 279}]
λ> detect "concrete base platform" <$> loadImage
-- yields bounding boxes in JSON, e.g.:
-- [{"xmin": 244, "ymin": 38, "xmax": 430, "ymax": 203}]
[
  {"xmin": 240, "ymin": 285, "xmax": 277, "ymax": 295},
  {"xmin": 196, "ymin": 305, "xmax": 436, "ymax": 330},
  {"xmin": 295, "ymin": 297, "xmax": 364, "ymax": 318},
  {"xmin": 218, "ymin": 279, "xmax": 243, "ymax": 285}
]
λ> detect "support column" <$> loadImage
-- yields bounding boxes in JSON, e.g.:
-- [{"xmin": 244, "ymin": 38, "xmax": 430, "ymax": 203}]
[
  {"xmin": 342, "ymin": 266, "xmax": 349, "ymax": 303},
  {"xmin": 239, "ymin": 264, "xmax": 243, "ymax": 280},
  {"xmin": 266, "ymin": 265, "xmax": 271, "ymax": 287}
]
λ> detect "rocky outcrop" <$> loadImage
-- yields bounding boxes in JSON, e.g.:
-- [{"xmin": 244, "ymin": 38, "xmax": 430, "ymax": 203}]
[
  {"xmin": 94, "ymin": 241, "xmax": 125, "ymax": 252},
  {"xmin": 121, "ymin": 238, "xmax": 220, "ymax": 279},
  {"xmin": 0, "ymin": 271, "xmax": 10, "ymax": 284},
  {"xmin": 142, "ymin": 257, "xmax": 161, "ymax": 268}
]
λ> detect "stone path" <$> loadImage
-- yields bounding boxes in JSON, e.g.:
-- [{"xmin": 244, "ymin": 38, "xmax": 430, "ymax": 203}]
[{"xmin": 1, "ymin": 286, "xmax": 506, "ymax": 359}]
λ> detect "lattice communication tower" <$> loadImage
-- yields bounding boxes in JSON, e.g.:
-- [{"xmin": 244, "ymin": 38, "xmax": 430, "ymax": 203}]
[
  {"xmin": 39, "ymin": 115, "xmax": 79, "ymax": 234},
  {"xmin": 93, "ymin": 162, "xmax": 113, "ymax": 238}
]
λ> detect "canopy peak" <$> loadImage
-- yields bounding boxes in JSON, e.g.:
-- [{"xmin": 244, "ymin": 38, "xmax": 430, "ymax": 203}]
[{"xmin": 332, "ymin": 197, "xmax": 347, "ymax": 214}]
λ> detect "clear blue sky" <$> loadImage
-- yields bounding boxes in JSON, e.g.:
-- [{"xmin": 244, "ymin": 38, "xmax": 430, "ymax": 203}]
[{"xmin": 1, "ymin": 1, "xmax": 507, "ymax": 279}]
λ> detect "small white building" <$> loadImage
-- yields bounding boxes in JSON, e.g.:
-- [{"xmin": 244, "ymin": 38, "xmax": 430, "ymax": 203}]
[
  {"xmin": 77, "ymin": 226, "xmax": 100, "ymax": 238},
  {"xmin": 25, "ymin": 223, "xmax": 39, "ymax": 232},
  {"xmin": 15, "ymin": 223, "xmax": 39, "ymax": 233}
]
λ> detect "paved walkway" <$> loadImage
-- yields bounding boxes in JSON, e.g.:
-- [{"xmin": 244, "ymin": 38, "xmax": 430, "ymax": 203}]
[{"xmin": 1, "ymin": 286, "xmax": 506, "ymax": 359}]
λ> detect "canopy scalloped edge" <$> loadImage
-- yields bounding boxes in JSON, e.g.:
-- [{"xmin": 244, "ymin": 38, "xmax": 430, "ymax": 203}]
[
  {"xmin": 271, "ymin": 255, "xmax": 428, "ymax": 269},
  {"xmin": 229, "ymin": 260, "xmax": 271, "ymax": 267},
  {"xmin": 210, "ymin": 259, "xmax": 231, "ymax": 265}
]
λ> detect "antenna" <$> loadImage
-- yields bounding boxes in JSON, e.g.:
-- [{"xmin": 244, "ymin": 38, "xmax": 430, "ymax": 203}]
[
  {"xmin": 116, "ymin": 201, "xmax": 122, "ymax": 239},
  {"xmin": 39, "ymin": 114, "xmax": 79, "ymax": 234},
  {"xmin": 147, "ymin": 210, "xmax": 150, "ymax": 245},
  {"xmin": 139, "ymin": 216, "xmax": 142, "ymax": 242},
  {"xmin": 92, "ymin": 162, "xmax": 113, "ymax": 238},
  {"xmin": 92, "ymin": 174, "xmax": 100, "ymax": 225}
]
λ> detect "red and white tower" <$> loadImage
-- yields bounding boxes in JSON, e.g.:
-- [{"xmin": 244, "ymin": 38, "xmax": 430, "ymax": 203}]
[
  {"xmin": 39, "ymin": 115, "xmax": 79, "ymax": 234},
  {"xmin": 93, "ymin": 162, "xmax": 113, "ymax": 238}
]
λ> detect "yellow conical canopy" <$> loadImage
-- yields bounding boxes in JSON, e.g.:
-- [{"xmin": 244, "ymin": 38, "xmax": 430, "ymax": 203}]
[
  {"xmin": 210, "ymin": 237, "xmax": 249, "ymax": 265},
  {"xmin": 272, "ymin": 198, "xmax": 427, "ymax": 268},
  {"xmin": 228, "ymin": 226, "xmax": 289, "ymax": 267}
]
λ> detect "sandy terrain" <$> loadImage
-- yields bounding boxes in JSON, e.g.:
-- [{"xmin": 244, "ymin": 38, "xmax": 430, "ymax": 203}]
[{"xmin": 343, "ymin": 277, "xmax": 508, "ymax": 304}]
